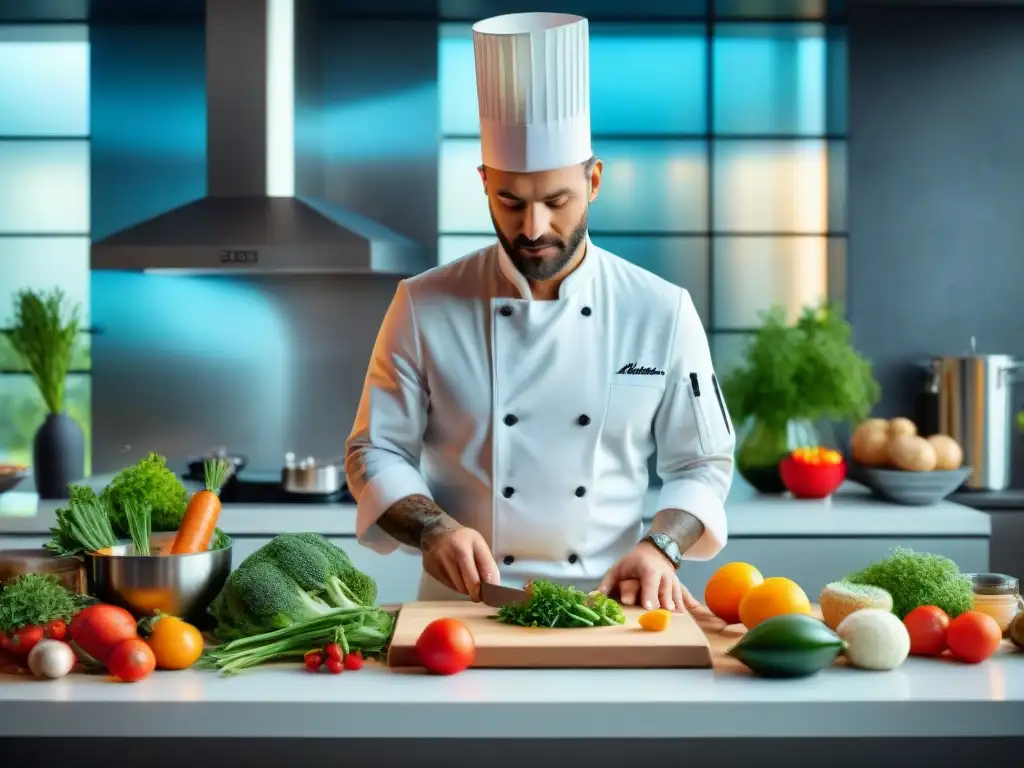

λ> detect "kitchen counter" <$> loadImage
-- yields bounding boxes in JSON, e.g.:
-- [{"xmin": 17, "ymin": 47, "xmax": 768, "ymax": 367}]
[{"xmin": 0, "ymin": 604, "xmax": 1021, "ymax": 767}]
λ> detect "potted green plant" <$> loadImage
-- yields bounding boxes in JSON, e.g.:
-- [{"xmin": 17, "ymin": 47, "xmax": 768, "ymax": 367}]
[
  {"xmin": 2, "ymin": 288, "xmax": 84, "ymax": 499},
  {"xmin": 720, "ymin": 301, "xmax": 880, "ymax": 494}
]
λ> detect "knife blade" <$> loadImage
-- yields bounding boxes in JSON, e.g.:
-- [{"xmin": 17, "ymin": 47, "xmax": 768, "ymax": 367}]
[{"xmin": 481, "ymin": 581, "xmax": 530, "ymax": 608}]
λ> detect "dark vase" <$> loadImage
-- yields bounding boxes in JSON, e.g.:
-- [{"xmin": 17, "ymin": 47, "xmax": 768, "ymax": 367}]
[{"xmin": 32, "ymin": 412, "xmax": 85, "ymax": 500}]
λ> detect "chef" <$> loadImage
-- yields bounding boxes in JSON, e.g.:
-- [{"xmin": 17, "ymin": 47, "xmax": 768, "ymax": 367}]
[{"xmin": 345, "ymin": 11, "xmax": 735, "ymax": 612}]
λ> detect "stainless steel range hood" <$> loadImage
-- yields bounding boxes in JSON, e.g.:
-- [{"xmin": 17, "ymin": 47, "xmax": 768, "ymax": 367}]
[{"xmin": 91, "ymin": 0, "xmax": 429, "ymax": 275}]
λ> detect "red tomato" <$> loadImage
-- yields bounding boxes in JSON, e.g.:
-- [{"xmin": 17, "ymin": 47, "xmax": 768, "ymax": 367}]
[
  {"xmin": 946, "ymin": 611, "xmax": 1002, "ymax": 664},
  {"xmin": 44, "ymin": 619, "xmax": 67, "ymax": 641},
  {"xmin": 903, "ymin": 606, "xmax": 950, "ymax": 656},
  {"xmin": 415, "ymin": 618, "xmax": 476, "ymax": 675},
  {"xmin": 1, "ymin": 625, "xmax": 44, "ymax": 657},
  {"xmin": 107, "ymin": 637, "xmax": 156, "ymax": 682},
  {"xmin": 69, "ymin": 604, "xmax": 138, "ymax": 664}
]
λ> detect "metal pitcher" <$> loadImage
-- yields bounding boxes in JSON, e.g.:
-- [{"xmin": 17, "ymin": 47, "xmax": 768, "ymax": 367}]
[{"xmin": 931, "ymin": 338, "xmax": 1023, "ymax": 491}]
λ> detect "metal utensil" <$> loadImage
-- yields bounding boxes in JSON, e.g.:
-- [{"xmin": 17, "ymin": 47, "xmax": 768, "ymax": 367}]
[
  {"xmin": 281, "ymin": 452, "xmax": 346, "ymax": 495},
  {"xmin": 481, "ymin": 582, "xmax": 530, "ymax": 608},
  {"xmin": 84, "ymin": 534, "xmax": 233, "ymax": 623},
  {"xmin": 931, "ymin": 336, "xmax": 1024, "ymax": 491}
]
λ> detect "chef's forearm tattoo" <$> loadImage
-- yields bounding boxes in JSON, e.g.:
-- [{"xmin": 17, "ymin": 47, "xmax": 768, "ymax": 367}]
[
  {"xmin": 377, "ymin": 494, "xmax": 459, "ymax": 550},
  {"xmin": 649, "ymin": 508, "xmax": 705, "ymax": 555}
]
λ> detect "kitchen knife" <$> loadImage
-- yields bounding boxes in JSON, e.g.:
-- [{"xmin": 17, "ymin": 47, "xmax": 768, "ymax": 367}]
[{"xmin": 481, "ymin": 581, "xmax": 530, "ymax": 608}]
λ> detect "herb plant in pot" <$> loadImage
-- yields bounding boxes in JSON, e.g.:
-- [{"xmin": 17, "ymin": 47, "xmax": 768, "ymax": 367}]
[
  {"xmin": 2, "ymin": 289, "xmax": 84, "ymax": 499},
  {"xmin": 720, "ymin": 302, "xmax": 880, "ymax": 495}
]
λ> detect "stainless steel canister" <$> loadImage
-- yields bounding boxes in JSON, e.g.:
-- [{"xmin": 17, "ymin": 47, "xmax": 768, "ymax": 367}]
[{"xmin": 932, "ymin": 342, "xmax": 1022, "ymax": 491}]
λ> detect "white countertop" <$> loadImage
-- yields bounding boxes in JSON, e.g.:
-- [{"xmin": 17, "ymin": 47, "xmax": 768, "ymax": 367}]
[
  {"xmin": 0, "ymin": 650, "xmax": 1021, "ymax": 739},
  {"xmin": 0, "ymin": 478, "xmax": 991, "ymax": 539}
]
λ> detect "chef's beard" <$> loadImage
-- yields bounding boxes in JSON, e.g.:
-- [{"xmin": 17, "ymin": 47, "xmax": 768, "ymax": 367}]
[{"xmin": 490, "ymin": 206, "xmax": 589, "ymax": 282}]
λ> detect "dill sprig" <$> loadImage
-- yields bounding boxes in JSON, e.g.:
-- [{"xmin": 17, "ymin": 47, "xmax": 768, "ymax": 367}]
[{"xmin": 1, "ymin": 288, "xmax": 81, "ymax": 414}]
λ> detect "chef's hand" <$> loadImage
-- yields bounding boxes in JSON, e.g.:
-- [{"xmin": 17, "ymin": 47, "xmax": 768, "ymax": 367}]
[
  {"xmin": 421, "ymin": 523, "xmax": 499, "ymax": 603},
  {"xmin": 597, "ymin": 541, "xmax": 699, "ymax": 613}
]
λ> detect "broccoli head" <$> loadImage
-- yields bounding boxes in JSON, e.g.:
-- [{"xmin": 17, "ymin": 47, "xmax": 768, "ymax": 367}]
[{"xmin": 209, "ymin": 533, "xmax": 379, "ymax": 641}]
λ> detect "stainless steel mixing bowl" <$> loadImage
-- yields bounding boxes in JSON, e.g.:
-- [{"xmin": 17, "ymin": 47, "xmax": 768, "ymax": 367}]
[{"xmin": 83, "ymin": 533, "xmax": 233, "ymax": 623}]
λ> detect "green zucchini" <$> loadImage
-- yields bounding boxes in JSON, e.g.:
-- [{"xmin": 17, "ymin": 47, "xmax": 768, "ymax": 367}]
[{"xmin": 726, "ymin": 613, "xmax": 846, "ymax": 678}]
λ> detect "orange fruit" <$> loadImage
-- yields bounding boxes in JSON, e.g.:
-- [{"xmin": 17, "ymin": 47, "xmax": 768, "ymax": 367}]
[
  {"xmin": 704, "ymin": 562, "xmax": 765, "ymax": 624},
  {"xmin": 738, "ymin": 577, "xmax": 812, "ymax": 630}
]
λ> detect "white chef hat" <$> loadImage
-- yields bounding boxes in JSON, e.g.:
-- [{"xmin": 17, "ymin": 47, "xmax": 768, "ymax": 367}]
[{"xmin": 472, "ymin": 12, "xmax": 592, "ymax": 173}]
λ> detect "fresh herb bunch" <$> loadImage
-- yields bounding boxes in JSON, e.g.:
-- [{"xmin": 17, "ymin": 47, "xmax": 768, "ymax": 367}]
[
  {"xmin": 845, "ymin": 547, "xmax": 974, "ymax": 619},
  {"xmin": 0, "ymin": 573, "xmax": 89, "ymax": 633},
  {"xmin": 2, "ymin": 288, "xmax": 81, "ymax": 415},
  {"xmin": 495, "ymin": 580, "xmax": 626, "ymax": 628},
  {"xmin": 721, "ymin": 301, "xmax": 881, "ymax": 432}
]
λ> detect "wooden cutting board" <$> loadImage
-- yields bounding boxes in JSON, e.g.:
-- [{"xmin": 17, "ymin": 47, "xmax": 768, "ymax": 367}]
[{"xmin": 387, "ymin": 601, "xmax": 713, "ymax": 669}]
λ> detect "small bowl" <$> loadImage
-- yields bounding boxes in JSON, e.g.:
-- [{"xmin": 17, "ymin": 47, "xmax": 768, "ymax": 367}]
[
  {"xmin": 0, "ymin": 465, "xmax": 28, "ymax": 494},
  {"xmin": 779, "ymin": 455, "xmax": 847, "ymax": 499},
  {"xmin": 83, "ymin": 532, "xmax": 232, "ymax": 623},
  {"xmin": 860, "ymin": 466, "xmax": 972, "ymax": 506}
]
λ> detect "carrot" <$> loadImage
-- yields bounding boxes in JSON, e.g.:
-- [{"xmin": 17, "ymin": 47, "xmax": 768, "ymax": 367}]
[{"xmin": 170, "ymin": 459, "xmax": 230, "ymax": 554}]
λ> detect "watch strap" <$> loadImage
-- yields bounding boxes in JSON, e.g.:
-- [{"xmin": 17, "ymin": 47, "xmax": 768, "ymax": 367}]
[{"xmin": 643, "ymin": 532, "xmax": 683, "ymax": 570}]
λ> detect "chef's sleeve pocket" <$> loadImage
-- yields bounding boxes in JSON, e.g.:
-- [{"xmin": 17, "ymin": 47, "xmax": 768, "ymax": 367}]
[{"xmin": 687, "ymin": 371, "xmax": 733, "ymax": 455}]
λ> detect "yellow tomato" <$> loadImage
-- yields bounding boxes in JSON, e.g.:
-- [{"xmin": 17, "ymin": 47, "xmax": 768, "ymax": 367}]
[{"xmin": 144, "ymin": 614, "xmax": 205, "ymax": 670}]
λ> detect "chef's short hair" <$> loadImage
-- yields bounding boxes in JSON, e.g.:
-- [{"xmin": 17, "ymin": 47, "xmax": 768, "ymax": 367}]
[{"xmin": 582, "ymin": 155, "xmax": 598, "ymax": 175}]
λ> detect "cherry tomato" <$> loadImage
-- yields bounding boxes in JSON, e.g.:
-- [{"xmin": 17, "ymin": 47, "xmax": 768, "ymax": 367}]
[
  {"xmin": 324, "ymin": 657, "xmax": 344, "ymax": 674},
  {"xmin": 946, "ymin": 611, "xmax": 1002, "ymax": 664},
  {"xmin": 44, "ymin": 619, "xmax": 67, "ymax": 641},
  {"xmin": 343, "ymin": 650, "xmax": 364, "ymax": 671},
  {"xmin": 143, "ymin": 615, "xmax": 204, "ymax": 671},
  {"xmin": 107, "ymin": 637, "xmax": 156, "ymax": 682},
  {"xmin": 324, "ymin": 642, "xmax": 343, "ymax": 662},
  {"xmin": 1, "ymin": 625, "xmax": 44, "ymax": 657},
  {"xmin": 304, "ymin": 650, "xmax": 324, "ymax": 672},
  {"xmin": 415, "ymin": 618, "xmax": 476, "ymax": 676},
  {"xmin": 903, "ymin": 605, "xmax": 950, "ymax": 656}
]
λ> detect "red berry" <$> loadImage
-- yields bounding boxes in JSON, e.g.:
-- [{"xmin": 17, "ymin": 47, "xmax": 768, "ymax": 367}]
[
  {"xmin": 343, "ymin": 651, "xmax": 364, "ymax": 671},
  {"xmin": 324, "ymin": 642, "xmax": 343, "ymax": 661},
  {"xmin": 303, "ymin": 650, "xmax": 324, "ymax": 672},
  {"xmin": 325, "ymin": 657, "xmax": 344, "ymax": 674}
]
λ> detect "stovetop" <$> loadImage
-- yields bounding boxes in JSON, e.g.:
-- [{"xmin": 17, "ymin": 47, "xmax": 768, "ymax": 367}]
[{"xmin": 184, "ymin": 468, "xmax": 355, "ymax": 505}]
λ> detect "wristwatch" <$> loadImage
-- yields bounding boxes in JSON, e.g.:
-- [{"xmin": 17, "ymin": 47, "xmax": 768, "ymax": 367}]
[{"xmin": 643, "ymin": 532, "xmax": 683, "ymax": 570}]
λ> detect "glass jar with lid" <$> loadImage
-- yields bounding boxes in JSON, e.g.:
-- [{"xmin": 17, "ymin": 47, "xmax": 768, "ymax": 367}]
[{"xmin": 968, "ymin": 573, "xmax": 1024, "ymax": 633}]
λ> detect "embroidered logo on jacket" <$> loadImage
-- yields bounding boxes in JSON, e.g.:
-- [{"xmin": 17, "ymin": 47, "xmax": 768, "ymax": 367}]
[{"xmin": 617, "ymin": 362, "xmax": 666, "ymax": 376}]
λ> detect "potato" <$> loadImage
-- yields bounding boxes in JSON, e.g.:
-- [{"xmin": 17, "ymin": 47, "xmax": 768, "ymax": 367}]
[
  {"xmin": 888, "ymin": 417, "xmax": 917, "ymax": 438},
  {"xmin": 888, "ymin": 434, "xmax": 937, "ymax": 472},
  {"xmin": 927, "ymin": 434, "xmax": 964, "ymax": 471},
  {"xmin": 851, "ymin": 420, "xmax": 891, "ymax": 466}
]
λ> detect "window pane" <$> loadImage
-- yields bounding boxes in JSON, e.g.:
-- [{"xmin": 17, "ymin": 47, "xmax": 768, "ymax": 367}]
[
  {"xmin": 439, "ymin": 138, "xmax": 489, "ymax": 233},
  {"xmin": 0, "ymin": 236, "xmax": 91, "ymax": 371},
  {"xmin": 438, "ymin": 234, "xmax": 495, "ymax": 265},
  {"xmin": 0, "ymin": 140, "xmax": 90, "ymax": 233},
  {"xmin": 710, "ymin": 332, "xmax": 753, "ymax": 379},
  {"xmin": 439, "ymin": 23, "xmax": 706, "ymax": 136},
  {"xmin": 712, "ymin": 23, "xmax": 829, "ymax": 135},
  {"xmin": 0, "ymin": 26, "xmax": 89, "ymax": 136},
  {"xmin": 712, "ymin": 236, "xmax": 844, "ymax": 329},
  {"xmin": 712, "ymin": 139, "xmax": 831, "ymax": 233},
  {"xmin": 0, "ymin": 373, "xmax": 91, "ymax": 475},
  {"xmin": 827, "ymin": 29, "xmax": 847, "ymax": 135},
  {"xmin": 588, "ymin": 25, "xmax": 706, "ymax": 135},
  {"xmin": 591, "ymin": 140, "xmax": 708, "ymax": 233},
  {"xmin": 595, "ymin": 236, "xmax": 710, "ymax": 325}
]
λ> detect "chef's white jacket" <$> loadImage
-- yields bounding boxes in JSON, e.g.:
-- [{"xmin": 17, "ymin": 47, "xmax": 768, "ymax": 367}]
[{"xmin": 345, "ymin": 238, "xmax": 736, "ymax": 600}]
